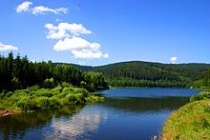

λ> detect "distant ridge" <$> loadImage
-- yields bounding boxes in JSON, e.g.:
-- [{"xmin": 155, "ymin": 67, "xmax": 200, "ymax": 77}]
[{"xmin": 54, "ymin": 61, "xmax": 210, "ymax": 88}]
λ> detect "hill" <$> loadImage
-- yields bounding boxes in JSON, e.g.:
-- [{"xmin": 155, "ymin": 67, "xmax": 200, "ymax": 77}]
[{"xmin": 56, "ymin": 61, "xmax": 210, "ymax": 88}]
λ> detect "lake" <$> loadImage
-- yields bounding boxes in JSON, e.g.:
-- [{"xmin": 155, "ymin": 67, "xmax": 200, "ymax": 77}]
[{"xmin": 0, "ymin": 88, "xmax": 200, "ymax": 140}]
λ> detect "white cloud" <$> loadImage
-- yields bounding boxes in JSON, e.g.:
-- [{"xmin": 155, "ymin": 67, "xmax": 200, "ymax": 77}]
[
  {"xmin": 16, "ymin": 1, "xmax": 68, "ymax": 15},
  {"xmin": 170, "ymin": 56, "xmax": 177, "ymax": 64},
  {"xmin": 45, "ymin": 22, "xmax": 108, "ymax": 59},
  {"xmin": 16, "ymin": 1, "xmax": 32, "ymax": 13},
  {"xmin": 0, "ymin": 42, "xmax": 18, "ymax": 51},
  {"xmin": 53, "ymin": 37, "xmax": 108, "ymax": 59},
  {"xmin": 32, "ymin": 6, "xmax": 67, "ymax": 15},
  {"xmin": 72, "ymin": 49, "xmax": 109, "ymax": 59},
  {"xmin": 53, "ymin": 37, "xmax": 100, "ymax": 51},
  {"xmin": 45, "ymin": 23, "xmax": 92, "ymax": 39}
]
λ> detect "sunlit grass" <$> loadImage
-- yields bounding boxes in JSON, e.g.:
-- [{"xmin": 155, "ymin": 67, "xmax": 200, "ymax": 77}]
[{"xmin": 162, "ymin": 92, "xmax": 210, "ymax": 140}]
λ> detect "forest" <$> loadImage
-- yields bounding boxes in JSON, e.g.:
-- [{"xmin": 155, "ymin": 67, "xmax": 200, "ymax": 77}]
[
  {"xmin": 1, "ymin": 53, "xmax": 209, "ymax": 92},
  {"xmin": 0, "ymin": 52, "xmax": 210, "ymax": 112},
  {"xmin": 0, "ymin": 52, "xmax": 108, "ymax": 93},
  {"xmin": 0, "ymin": 53, "xmax": 108, "ymax": 111},
  {"xmin": 67, "ymin": 61, "xmax": 210, "ymax": 88}
]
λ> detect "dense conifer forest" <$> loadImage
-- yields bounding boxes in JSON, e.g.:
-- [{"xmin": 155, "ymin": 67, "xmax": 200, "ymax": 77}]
[
  {"xmin": 67, "ymin": 61, "xmax": 210, "ymax": 88},
  {"xmin": 0, "ymin": 52, "xmax": 108, "ymax": 93},
  {"xmin": 1, "ymin": 52, "xmax": 209, "ymax": 92}
]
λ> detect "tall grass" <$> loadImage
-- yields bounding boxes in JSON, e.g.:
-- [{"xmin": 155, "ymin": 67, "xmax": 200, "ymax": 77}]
[{"xmin": 162, "ymin": 92, "xmax": 210, "ymax": 139}]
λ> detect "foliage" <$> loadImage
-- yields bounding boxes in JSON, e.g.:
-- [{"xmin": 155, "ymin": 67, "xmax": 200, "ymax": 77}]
[
  {"xmin": 107, "ymin": 78, "xmax": 188, "ymax": 88},
  {"xmin": 192, "ymin": 68, "xmax": 210, "ymax": 90},
  {"xmin": 162, "ymin": 100, "xmax": 210, "ymax": 140},
  {"xmin": 0, "ymin": 85, "xmax": 104, "ymax": 112},
  {"xmin": 75, "ymin": 61, "xmax": 210, "ymax": 88},
  {"xmin": 190, "ymin": 92, "xmax": 210, "ymax": 102},
  {"xmin": 162, "ymin": 91, "xmax": 210, "ymax": 139},
  {"xmin": 0, "ymin": 52, "xmax": 108, "ymax": 95},
  {"xmin": 83, "ymin": 72, "xmax": 108, "ymax": 91}
]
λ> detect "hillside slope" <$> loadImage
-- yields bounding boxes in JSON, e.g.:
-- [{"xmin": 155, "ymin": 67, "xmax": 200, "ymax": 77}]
[{"xmin": 56, "ymin": 61, "xmax": 210, "ymax": 88}]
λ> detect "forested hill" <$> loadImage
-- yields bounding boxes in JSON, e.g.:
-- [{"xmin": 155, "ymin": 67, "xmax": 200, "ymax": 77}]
[{"xmin": 60, "ymin": 61, "xmax": 210, "ymax": 88}]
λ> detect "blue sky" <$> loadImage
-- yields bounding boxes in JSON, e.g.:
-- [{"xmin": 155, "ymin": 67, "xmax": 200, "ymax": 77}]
[{"xmin": 0, "ymin": 0, "xmax": 209, "ymax": 66}]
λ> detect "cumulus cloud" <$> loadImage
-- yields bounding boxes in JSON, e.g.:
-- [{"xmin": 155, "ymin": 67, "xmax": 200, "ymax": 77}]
[
  {"xmin": 72, "ymin": 49, "xmax": 109, "ymax": 59},
  {"xmin": 53, "ymin": 37, "xmax": 99, "ymax": 51},
  {"xmin": 45, "ymin": 23, "xmax": 92, "ymax": 39},
  {"xmin": 16, "ymin": 1, "xmax": 32, "ymax": 13},
  {"xmin": 32, "ymin": 6, "xmax": 67, "ymax": 15},
  {"xmin": 16, "ymin": 1, "xmax": 68, "ymax": 15},
  {"xmin": 45, "ymin": 22, "xmax": 108, "ymax": 59},
  {"xmin": 0, "ymin": 42, "xmax": 18, "ymax": 51},
  {"xmin": 53, "ymin": 37, "xmax": 108, "ymax": 59},
  {"xmin": 170, "ymin": 56, "xmax": 177, "ymax": 64}
]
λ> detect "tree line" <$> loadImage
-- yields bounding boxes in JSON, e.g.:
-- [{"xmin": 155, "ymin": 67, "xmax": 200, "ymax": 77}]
[
  {"xmin": 193, "ymin": 68, "xmax": 210, "ymax": 90},
  {"xmin": 77, "ymin": 61, "xmax": 210, "ymax": 88},
  {"xmin": 0, "ymin": 52, "xmax": 108, "ymax": 93}
]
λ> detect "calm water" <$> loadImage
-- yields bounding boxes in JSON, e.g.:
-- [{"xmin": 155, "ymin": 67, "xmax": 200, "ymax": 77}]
[{"xmin": 0, "ymin": 88, "xmax": 200, "ymax": 140}]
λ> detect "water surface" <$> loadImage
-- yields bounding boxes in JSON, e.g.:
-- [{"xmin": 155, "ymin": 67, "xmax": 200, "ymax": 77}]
[{"xmin": 0, "ymin": 88, "xmax": 200, "ymax": 140}]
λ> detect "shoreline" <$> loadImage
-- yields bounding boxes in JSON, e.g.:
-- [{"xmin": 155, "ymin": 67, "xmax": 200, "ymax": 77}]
[{"xmin": 0, "ymin": 110, "xmax": 20, "ymax": 118}]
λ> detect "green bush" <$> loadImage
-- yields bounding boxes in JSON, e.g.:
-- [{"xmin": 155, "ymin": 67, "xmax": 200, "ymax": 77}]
[
  {"xmin": 66, "ymin": 94, "xmax": 77, "ymax": 104},
  {"xmin": 35, "ymin": 89, "xmax": 53, "ymax": 97},
  {"xmin": 190, "ymin": 94, "xmax": 205, "ymax": 102},
  {"xmin": 17, "ymin": 98, "xmax": 37, "ymax": 112},
  {"xmin": 86, "ymin": 95, "xmax": 104, "ymax": 103},
  {"xmin": 35, "ymin": 97, "xmax": 59, "ymax": 110},
  {"xmin": 42, "ymin": 78, "xmax": 56, "ymax": 88},
  {"xmin": 190, "ymin": 92, "xmax": 210, "ymax": 102},
  {"xmin": 0, "ymin": 84, "xmax": 104, "ymax": 111}
]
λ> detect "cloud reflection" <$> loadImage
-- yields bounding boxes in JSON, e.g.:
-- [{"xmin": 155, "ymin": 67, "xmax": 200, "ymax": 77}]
[{"xmin": 44, "ymin": 110, "xmax": 107, "ymax": 139}]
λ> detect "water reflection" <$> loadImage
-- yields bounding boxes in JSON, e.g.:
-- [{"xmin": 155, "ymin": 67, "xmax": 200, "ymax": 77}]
[
  {"xmin": 45, "ymin": 107, "xmax": 108, "ymax": 140},
  {"xmin": 0, "ymin": 106, "xmax": 83, "ymax": 140},
  {"xmin": 104, "ymin": 97, "xmax": 189, "ymax": 112},
  {"xmin": 0, "ymin": 88, "xmax": 200, "ymax": 140}
]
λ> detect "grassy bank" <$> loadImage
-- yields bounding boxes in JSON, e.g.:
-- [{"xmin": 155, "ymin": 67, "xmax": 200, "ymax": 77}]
[
  {"xmin": 162, "ymin": 92, "xmax": 210, "ymax": 139},
  {"xmin": 0, "ymin": 84, "xmax": 104, "ymax": 112}
]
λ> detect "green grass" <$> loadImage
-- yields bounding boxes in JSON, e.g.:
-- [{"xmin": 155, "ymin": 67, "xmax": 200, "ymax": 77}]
[
  {"xmin": 162, "ymin": 92, "xmax": 210, "ymax": 140},
  {"xmin": 0, "ymin": 85, "xmax": 104, "ymax": 112}
]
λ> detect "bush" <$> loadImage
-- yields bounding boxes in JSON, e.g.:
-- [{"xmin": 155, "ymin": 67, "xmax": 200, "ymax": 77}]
[
  {"xmin": 35, "ymin": 97, "xmax": 59, "ymax": 110},
  {"xmin": 190, "ymin": 92, "xmax": 210, "ymax": 102},
  {"xmin": 86, "ymin": 95, "xmax": 104, "ymax": 103},
  {"xmin": 42, "ymin": 78, "xmax": 56, "ymax": 88},
  {"xmin": 190, "ymin": 94, "xmax": 205, "ymax": 102},
  {"xmin": 17, "ymin": 98, "xmax": 37, "ymax": 112},
  {"xmin": 66, "ymin": 93, "xmax": 85, "ymax": 104},
  {"xmin": 35, "ymin": 89, "xmax": 53, "ymax": 97},
  {"xmin": 0, "ymin": 84, "xmax": 103, "ymax": 111}
]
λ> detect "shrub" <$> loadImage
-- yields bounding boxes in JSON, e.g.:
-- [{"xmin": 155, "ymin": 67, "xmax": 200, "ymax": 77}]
[
  {"xmin": 36, "ymin": 89, "xmax": 53, "ymax": 97},
  {"xmin": 66, "ymin": 93, "xmax": 86, "ymax": 104},
  {"xmin": 190, "ymin": 92, "xmax": 210, "ymax": 102},
  {"xmin": 0, "ymin": 85, "xmax": 103, "ymax": 111},
  {"xmin": 42, "ymin": 78, "xmax": 56, "ymax": 88},
  {"xmin": 17, "ymin": 98, "xmax": 37, "ymax": 112},
  {"xmin": 66, "ymin": 94, "xmax": 77, "ymax": 104},
  {"xmin": 190, "ymin": 94, "xmax": 205, "ymax": 102}
]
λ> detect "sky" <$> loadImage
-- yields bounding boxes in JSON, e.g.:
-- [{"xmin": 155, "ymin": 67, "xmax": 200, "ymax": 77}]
[{"xmin": 0, "ymin": 0, "xmax": 209, "ymax": 66}]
